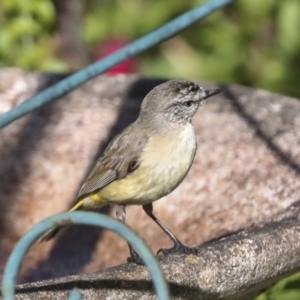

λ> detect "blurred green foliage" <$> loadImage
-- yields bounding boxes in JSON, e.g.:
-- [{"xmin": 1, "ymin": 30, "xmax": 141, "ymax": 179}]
[
  {"xmin": 0, "ymin": 0, "xmax": 58, "ymax": 69},
  {"xmin": 83, "ymin": 0, "xmax": 300, "ymax": 98},
  {"xmin": 0, "ymin": 0, "xmax": 300, "ymax": 297},
  {"xmin": 0, "ymin": 0, "xmax": 300, "ymax": 98},
  {"xmin": 255, "ymin": 273, "xmax": 300, "ymax": 300}
]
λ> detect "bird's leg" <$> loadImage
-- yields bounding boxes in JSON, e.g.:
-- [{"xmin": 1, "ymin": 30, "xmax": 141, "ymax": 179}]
[
  {"xmin": 143, "ymin": 203, "xmax": 198, "ymax": 256},
  {"xmin": 116, "ymin": 205, "xmax": 144, "ymax": 264}
]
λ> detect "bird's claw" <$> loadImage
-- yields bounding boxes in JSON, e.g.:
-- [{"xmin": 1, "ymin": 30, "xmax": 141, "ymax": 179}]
[
  {"xmin": 157, "ymin": 242, "xmax": 198, "ymax": 256},
  {"xmin": 127, "ymin": 249, "xmax": 145, "ymax": 265}
]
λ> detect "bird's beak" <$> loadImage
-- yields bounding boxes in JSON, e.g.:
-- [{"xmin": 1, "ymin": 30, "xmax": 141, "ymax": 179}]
[{"xmin": 203, "ymin": 89, "xmax": 223, "ymax": 100}]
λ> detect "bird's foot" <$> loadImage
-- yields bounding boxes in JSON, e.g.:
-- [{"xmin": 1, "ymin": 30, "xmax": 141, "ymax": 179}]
[
  {"xmin": 127, "ymin": 248, "xmax": 145, "ymax": 265},
  {"xmin": 157, "ymin": 241, "xmax": 198, "ymax": 256}
]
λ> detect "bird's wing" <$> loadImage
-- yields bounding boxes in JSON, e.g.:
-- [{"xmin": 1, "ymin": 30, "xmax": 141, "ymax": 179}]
[{"xmin": 77, "ymin": 124, "xmax": 148, "ymax": 199}]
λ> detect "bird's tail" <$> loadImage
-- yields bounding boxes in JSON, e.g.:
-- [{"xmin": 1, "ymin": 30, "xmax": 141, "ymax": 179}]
[
  {"xmin": 36, "ymin": 199, "xmax": 85, "ymax": 243},
  {"xmin": 37, "ymin": 226, "xmax": 68, "ymax": 242}
]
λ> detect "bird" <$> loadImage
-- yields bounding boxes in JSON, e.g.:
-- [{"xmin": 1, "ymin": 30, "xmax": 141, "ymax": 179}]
[{"xmin": 38, "ymin": 80, "xmax": 222, "ymax": 263}]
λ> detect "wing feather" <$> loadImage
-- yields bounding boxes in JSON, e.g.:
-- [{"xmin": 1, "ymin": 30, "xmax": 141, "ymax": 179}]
[
  {"xmin": 78, "ymin": 170, "xmax": 117, "ymax": 198},
  {"xmin": 75, "ymin": 123, "xmax": 148, "ymax": 200}
]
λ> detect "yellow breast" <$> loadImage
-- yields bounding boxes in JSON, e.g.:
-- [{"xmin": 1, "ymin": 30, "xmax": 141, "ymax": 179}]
[{"xmin": 99, "ymin": 123, "xmax": 197, "ymax": 205}]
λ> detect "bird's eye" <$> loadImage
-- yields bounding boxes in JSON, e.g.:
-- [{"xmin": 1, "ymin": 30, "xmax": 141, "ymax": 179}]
[{"xmin": 184, "ymin": 101, "xmax": 193, "ymax": 107}]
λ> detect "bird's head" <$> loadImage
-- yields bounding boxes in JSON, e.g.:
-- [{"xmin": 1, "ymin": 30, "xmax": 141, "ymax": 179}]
[{"xmin": 140, "ymin": 80, "xmax": 223, "ymax": 125}]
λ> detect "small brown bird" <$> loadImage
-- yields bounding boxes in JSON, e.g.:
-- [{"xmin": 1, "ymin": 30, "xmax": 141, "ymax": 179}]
[{"xmin": 39, "ymin": 80, "xmax": 222, "ymax": 262}]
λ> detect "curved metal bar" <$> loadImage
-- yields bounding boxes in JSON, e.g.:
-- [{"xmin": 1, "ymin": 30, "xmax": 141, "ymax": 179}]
[
  {"xmin": 0, "ymin": 0, "xmax": 235, "ymax": 129},
  {"xmin": 68, "ymin": 289, "xmax": 82, "ymax": 300},
  {"xmin": 1, "ymin": 212, "xmax": 170, "ymax": 300}
]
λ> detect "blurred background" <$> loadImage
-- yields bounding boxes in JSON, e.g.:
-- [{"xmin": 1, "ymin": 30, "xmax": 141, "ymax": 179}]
[
  {"xmin": 0, "ymin": 0, "xmax": 300, "ymax": 98},
  {"xmin": 1, "ymin": 1, "xmax": 300, "ymax": 299}
]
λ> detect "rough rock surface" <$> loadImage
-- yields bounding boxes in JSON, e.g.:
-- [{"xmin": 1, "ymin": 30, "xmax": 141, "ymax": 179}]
[{"xmin": 0, "ymin": 68, "xmax": 300, "ymax": 294}]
